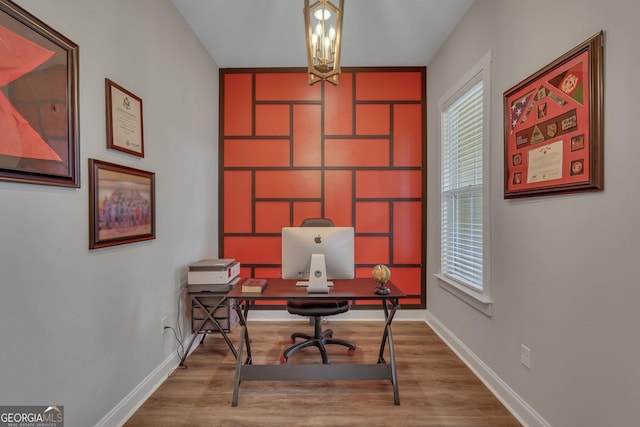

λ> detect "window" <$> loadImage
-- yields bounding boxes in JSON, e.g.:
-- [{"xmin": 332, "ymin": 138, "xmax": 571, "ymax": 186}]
[{"xmin": 437, "ymin": 51, "xmax": 492, "ymax": 315}]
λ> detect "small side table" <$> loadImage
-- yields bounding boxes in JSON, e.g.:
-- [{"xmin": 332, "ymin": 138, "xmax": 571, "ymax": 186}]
[{"xmin": 179, "ymin": 289, "xmax": 238, "ymax": 367}]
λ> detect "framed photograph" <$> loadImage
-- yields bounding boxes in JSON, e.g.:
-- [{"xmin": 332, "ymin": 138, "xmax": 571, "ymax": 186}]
[
  {"xmin": 105, "ymin": 78, "xmax": 144, "ymax": 157},
  {"xmin": 0, "ymin": 0, "xmax": 79, "ymax": 187},
  {"xmin": 89, "ymin": 159, "xmax": 155, "ymax": 249},
  {"xmin": 504, "ymin": 31, "xmax": 604, "ymax": 198}
]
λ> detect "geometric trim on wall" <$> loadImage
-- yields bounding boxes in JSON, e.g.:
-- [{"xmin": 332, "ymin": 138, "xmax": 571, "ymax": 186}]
[{"xmin": 220, "ymin": 67, "xmax": 426, "ymax": 308}]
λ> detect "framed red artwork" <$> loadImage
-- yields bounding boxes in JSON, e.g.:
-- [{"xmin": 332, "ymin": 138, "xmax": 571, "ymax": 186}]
[
  {"xmin": 0, "ymin": 0, "xmax": 80, "ymax": 187},
  {"xmin": 504, "ymin": 31, "xmax": 604, "ymax": 198}
]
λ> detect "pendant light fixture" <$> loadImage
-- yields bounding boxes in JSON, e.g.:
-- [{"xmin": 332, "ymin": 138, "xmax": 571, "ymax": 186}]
[{"xmin": 303, "ymin": 0, "xmax": 344, "ymax": 85}]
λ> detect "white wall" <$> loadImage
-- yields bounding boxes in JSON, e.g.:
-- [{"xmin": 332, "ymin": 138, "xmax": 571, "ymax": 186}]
[
  {"xmin": 426, "ymin": 1, "xmax": 640, "ymax": 426},
  {"xmin": 0, "ymin": 1, "xmax": 218, "ymax": 426}
]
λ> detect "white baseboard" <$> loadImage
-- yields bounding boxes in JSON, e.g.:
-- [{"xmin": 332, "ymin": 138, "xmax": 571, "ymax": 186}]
[
  {"xmin": 94, "ymin": 351, "xmax": 180, "ymax": 427},
  {"xmin": 425, "ymin": 311, "xmax": 550, "ymax": 427}
]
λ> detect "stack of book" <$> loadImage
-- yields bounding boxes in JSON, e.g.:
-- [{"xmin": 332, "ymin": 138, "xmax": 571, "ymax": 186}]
[
  {"xmin": 241, "ymin": 278, "xmax": 268, "ymax": 293},
  {"xmin": 187, "ymin": 258, "xmax": 241, "ymax": 292}
]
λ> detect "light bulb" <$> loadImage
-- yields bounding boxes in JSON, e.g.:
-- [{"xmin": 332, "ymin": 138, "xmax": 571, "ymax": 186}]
[{"xmin": 328, "ymin": 25, "xmax": 336, "ymax": 40}]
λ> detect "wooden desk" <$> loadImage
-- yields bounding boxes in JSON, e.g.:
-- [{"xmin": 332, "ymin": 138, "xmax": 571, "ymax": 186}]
[{"xmin": 226, "ymin": 278, "xmax": 406, "ymax": 406}]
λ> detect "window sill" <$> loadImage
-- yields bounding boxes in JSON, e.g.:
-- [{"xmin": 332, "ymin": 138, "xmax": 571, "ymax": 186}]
[{"xmin": 435, "ymin": 273, "xmax": 493, "ymax": 317}]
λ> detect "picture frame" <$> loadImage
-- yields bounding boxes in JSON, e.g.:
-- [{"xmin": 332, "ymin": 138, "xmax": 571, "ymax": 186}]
[
  {"xmin": 0, "ymin": 0, "xmax": 80, "ymax": 187},
  {"xmin": 105, "ymin": 78, "xmax": 144, "ymax": 157},
  {"xmin": 503, "ymin": 31, "xmax": 604, "ymax": 198},
  {"xmin": 89, "ymin": 159, "xmax": 155, "ymax": 249}
]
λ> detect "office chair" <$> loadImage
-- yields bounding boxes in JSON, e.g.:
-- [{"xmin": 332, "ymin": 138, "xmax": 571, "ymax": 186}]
[{"xmin": 281, "ymin": 218, "xmax": 356, "ymax": 364}]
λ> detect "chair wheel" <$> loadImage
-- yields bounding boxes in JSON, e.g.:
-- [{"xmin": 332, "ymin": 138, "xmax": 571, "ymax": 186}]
[
  {"xmin": 280, "ymin": 356, "xmax": 288, "ymax": 364},
  {"xmin": 347, "ymin": 348, "xmax": 356, "ymax": 356}
]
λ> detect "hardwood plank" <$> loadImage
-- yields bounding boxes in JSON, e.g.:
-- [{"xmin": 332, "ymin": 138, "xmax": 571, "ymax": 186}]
[{"xmin": 125, "ymin": 321, "xmax": 521, "ymax": 426}]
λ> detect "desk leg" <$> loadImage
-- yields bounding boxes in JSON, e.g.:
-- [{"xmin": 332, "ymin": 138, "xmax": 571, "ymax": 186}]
[
  {"xmin": 231, "ymin": 300, "xmax": 252, "ymax": 406},
  {"xmin": 386, "ymin": 320, "xmax": 400, "ymax": 405},
  {"xmin": 231, "ymin": 322, "xmax": 246, "ymax": 407},
  {"xmin": 192, "ymin": 296, "xmax": 239, "ymax": 359},
  {"xmin": 179, "ymin": 331, "xmax": 201, "ymax": 367},
  {"xmin": 181, "ymin": 295, "xmax": 239, "ymax": 367},
  {"xmin": 377, "ymin": 299, "xmax": 397, "ymax": 362},
  {"xmin": 231, "ymin": 300, "xmax": 252, "ymax": 364},
  {"xmin": 212, "ymin": 316, "xmax": 238, "ymax": 360},
  {"xmin": 378, "ymin": 298, "xmax": 400, "ymax": 405}
]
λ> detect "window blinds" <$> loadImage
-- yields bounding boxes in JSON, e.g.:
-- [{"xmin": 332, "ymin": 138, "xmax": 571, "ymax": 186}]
[{"xmin": 441, "ymin": 80, "xmax": 483, "ymax": 290}]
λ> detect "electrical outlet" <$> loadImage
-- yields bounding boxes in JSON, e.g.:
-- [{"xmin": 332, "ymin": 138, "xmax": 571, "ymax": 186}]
[
  {"xmin": 160, "ymin": 316, "xmax": 168, "ymax": 335},
  {"xmin": 520, "ymin": 344, "xmax": 531, "ymax": 369}
]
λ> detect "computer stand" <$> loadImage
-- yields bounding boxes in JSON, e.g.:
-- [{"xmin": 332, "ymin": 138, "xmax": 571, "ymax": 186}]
[{"xmin": 306, "ymin": 253, "xmax": 330, "ymax": 293}]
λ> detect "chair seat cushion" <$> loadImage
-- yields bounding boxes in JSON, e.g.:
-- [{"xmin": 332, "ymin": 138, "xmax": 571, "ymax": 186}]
[{"xmin": 286, "ymin": 299, "xmax": 349, "ymax": 316}]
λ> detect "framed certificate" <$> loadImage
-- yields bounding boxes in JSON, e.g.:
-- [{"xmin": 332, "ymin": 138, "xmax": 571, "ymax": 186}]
[
  {"xmin": 105, "ymin": 78, "xmax": 144, "ymax": 157},
  {"xmin": 503, "ymin": 31, "xmax": 604, "ymax": 198}
]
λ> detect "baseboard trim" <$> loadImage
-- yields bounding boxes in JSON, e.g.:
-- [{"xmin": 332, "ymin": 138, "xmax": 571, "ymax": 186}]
[
  {"xmin": 425, "ymin": 311, "xmax": 550, "ymax": 427},
  {"xmin": 95, "ymin": 350, "xmax": 180, "ymax": 427}
]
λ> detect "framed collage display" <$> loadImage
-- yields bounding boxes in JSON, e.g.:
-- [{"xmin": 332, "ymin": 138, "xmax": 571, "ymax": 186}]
[{"xmin": 504, "ymin": 31, "xmax": 604, "ymax": 198}]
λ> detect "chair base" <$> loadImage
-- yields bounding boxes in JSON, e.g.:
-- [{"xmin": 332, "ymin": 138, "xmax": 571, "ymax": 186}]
[{"xmin": 282, "ymin": 316, "xmax": 356, "ymax": 364}]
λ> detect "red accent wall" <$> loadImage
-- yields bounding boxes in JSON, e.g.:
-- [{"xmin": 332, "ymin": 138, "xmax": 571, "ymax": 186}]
[{"xmin": 220, "ymin": 68, "xmax": 425, "ymax": 308}]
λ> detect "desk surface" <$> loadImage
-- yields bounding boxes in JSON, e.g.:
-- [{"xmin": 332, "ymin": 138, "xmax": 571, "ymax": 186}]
[{"xmin": 227, "ymin": 278, "xmax": 405, "ymax": 301}]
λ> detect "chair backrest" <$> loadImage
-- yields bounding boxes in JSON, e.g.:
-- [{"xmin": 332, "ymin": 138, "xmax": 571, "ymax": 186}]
[{"xmin": 300, "ymin": 218, "xmax": 334, "ymax": 227}]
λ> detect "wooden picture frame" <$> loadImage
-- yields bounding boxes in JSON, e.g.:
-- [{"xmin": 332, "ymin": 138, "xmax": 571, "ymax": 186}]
[
  {"xmin": 105, "ymin": 78, "xmax": 144, "ymax": 157},
  {"xmin": 504, "ymin": 31, "xmax": 604, "ymax": 198},
  {"xmin": 0, "ymin": 0, "xmax": 80, "ymax": 187},
  {"xmin": 89, "ymin": 159, "xmax": 155, "ymax": 249}
]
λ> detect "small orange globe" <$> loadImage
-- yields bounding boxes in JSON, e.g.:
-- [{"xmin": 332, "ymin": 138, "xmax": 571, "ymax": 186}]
[{"xmin": 372, "ymin": 264, "xmax": 391, "ymax": 284}]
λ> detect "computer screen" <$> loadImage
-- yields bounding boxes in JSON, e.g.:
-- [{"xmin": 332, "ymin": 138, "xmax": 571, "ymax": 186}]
[{"xmin": 281, "ymin": 226, "xmax": 354, "ymax": 287}]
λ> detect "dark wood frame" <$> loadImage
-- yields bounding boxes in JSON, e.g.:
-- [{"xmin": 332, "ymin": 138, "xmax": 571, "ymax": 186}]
[
  {"xmin": 504, "ymin": 31, "xmax": 604, "ymax": 198},
  {"xmin": 89, "ymin": 159, "xmax": 155, "ymax": 249},
  {"xmin": 0, "ymin": 0, "xmax": 80, "ymax": 187},
  {"xmin": 105, "ymin": 78, "xmax": 144, "ymax": 157}
]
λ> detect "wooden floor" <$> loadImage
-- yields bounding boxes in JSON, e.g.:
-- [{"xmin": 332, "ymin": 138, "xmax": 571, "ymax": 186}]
[{"xmin": 126, "ymin": 321, "xmax": 521, "ymax": 426}]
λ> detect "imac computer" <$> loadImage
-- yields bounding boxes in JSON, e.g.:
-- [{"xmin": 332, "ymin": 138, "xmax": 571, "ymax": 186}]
[{"xmin": 281, "ymin": 226, "xmax": 354, "ymax": 293}]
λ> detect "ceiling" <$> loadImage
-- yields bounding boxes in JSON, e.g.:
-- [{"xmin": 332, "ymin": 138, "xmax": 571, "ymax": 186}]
[{"xmin": 171, "ymin": 0, "xmax": 473, "ymax": 69}]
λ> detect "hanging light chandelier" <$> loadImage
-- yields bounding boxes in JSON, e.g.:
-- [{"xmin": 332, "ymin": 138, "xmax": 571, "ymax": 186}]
[{"xmin": 303, "ymin": 0, "xmax": 344, "ymax": 85}]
